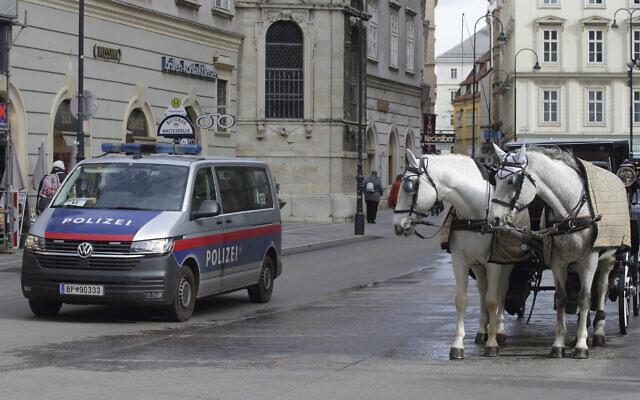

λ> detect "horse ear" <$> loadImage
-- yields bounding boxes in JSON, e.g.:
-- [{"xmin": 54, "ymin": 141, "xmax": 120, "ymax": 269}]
[
  {"xmin": 492, "ymin": 143, "xmax": 507, "ymax": 159},
  {"xmin": 515, "ymin": 144, "xmax": 527, "ymax": 164},
  {"xmin": 406, "ymin": 149, "xmax": 419, "ymax": 168}
]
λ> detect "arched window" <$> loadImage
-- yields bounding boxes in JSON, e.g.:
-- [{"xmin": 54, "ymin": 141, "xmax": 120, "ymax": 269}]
[
  {"xmin": 265, "ymin": 21, "xmax": 303, "ymax": 119},
  {"xmin": 126, "ymin": 108, "xmax": 149, "ymax": 140},
  {"xmin": 53, "ymin": 99, "xmax": 78, "ymax": 169}
]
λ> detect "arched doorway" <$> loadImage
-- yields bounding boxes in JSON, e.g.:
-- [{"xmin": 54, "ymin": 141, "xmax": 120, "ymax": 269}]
[
  {"xmin": 185, "ymin": 106, "xmax": 200, "ymax": 146},
  {"xmin": 52, "ymin": 99, "xmax": 79, "ymax": 169},
  {"xmin": 0, "ymin": 85, "xmax": 28, "ymax": 189},
  {"xmin": 365, "ymin": 124, "xmax": 377, "ymax": 177},
  {"xmin": 125, "ymin": 108, "xmax": 151, "ymax": 142},
  {"xmin": 388, "ymin": 128, "xmax": 398, "ymax": 186},
  {"xmin": 404, "ymin": 129, "xmax": 415, "ymax": 169}
]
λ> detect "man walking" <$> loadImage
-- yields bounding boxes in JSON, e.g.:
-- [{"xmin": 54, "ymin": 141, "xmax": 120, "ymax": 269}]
[
  {"xmin": 364, "ymin": 170, "xmax": 384, "ymax": 223},
  {"xmin": 36, "ymin": 160, "xmax": 66, "ymax": 214}
]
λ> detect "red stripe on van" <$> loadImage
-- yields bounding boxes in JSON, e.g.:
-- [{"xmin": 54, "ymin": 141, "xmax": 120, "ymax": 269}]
[
  {"xmin": 173, "ymin": 224, "xmax": 281, "ymax": 252},
  {"xmin": 45, "ymin": 232, "xmax": 135, "ymax": 241}
]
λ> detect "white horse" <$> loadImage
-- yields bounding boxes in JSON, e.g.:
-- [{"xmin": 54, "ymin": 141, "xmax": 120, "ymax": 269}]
[
  {"xmin": 490, "ymin": 145, "xmax": 618, "ymax": 359},
  {"xmin": 393, "ymin": 151, "xmax": 512, "ymax": 359}
]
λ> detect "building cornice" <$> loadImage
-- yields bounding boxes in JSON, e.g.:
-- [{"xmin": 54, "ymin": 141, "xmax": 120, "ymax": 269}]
[
  {"xmin": 534, "ymin": 15, "xmax": 566, "ymax": 26},
  {"xmin": 367, "ymin": 75, "xmax": 423, "ymax": 96},
  {"xmin": 515, "ymin": 72, "xmax": 627, "ymax": 79},
  {"xmin": 24, "ymin": 0, "xmax": 244, "ymax": 52},
  {"xmin": 235, "ymin": 2, "xmax": 348, "ymax": 12}
]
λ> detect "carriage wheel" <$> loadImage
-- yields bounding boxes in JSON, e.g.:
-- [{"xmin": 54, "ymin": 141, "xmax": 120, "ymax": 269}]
[
  {"xmin": 632, "ymin": 253, "xmax": 639, "ymax": 317},
  {"xmin": 618, "ymin": 262, "xmax": 630, "ymax": 335}
]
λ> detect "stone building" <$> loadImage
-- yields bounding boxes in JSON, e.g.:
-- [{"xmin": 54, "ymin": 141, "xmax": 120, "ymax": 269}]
[
  {"xmin": 490, "ymin": 0, "xmax": 640, "ymax": 154},
  {"xmin": 235, "ymin": 0, "xmax": 430, "ymax": 221},
  {"xmin": 0, "ymin": 0, "xmax": 241, "ymax": 200}
]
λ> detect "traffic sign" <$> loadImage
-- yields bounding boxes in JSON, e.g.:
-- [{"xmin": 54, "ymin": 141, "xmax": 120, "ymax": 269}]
[{"xmin": 70, "ymin": 90, "xmax": 98, "ymax": 120}]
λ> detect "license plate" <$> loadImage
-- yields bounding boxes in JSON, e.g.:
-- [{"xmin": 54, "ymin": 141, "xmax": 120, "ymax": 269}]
[{"xmin": 59, "ymin": 283, "xmax": 104, "ymax": 296}]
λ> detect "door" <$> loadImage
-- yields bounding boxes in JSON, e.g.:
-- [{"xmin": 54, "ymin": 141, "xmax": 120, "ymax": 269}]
[
  {"xmin": 183, "ymin": 166, "xmax": 223, "ymax": 296},
  {"xmin": 216, "ymin": 165, "xmax": 262, "ymax": 291}
]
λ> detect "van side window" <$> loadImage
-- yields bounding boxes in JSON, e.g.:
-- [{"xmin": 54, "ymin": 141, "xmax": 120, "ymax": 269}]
[
  {"xmin": 216, "ymin": 166, "xmax": 274, "ymax": 213},
  {"xmin": 191, "ymin": 167, "xmax": 216, "ymax": 212}
]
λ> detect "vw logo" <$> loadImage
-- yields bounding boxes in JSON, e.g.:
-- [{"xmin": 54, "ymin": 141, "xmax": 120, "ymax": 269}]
[{"xmin": 77, "ymin": 242, "xmax": 93, "ymax": 259}]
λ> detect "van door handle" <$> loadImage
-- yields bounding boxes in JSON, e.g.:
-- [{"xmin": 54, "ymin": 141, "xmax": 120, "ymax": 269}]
[
  {"xmin": 216, "ymin": 221, "xmax": 223, "ymax": 225},
  {"xmin": 226, "ymin": 219, "xmax": 232, "ymax": 223}
]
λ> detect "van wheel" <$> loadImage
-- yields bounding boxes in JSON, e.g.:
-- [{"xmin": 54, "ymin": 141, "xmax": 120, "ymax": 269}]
[
  {"xmin": 28, "ymin": 298, "xmax": 62, "ymax": 317},
  {"xmin": 248, "ymin": 257, "xmax": 274, "ymax": 303},
  {"xmin": 166, "ymin": 266, "xmax": 196, "ymax": 322}
]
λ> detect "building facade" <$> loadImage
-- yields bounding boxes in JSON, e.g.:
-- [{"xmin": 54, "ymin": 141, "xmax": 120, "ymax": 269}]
[
  {"xmin": 435, "ymin": 26, "xmax": 490, "ymax": 135},
  {"xmin": 491, "ymin": 0, "xmax": 640, "ymax": 154},
  {"xmin": 235, "ymin": 0, "xmax": 427, "ymax": 221},
  {"xmin": 423, "ymin": 0, "xmax": 437, "ymax": 115},
  {"xmin": 0, "ymin": 0, "xmax": 241, "ymax": 202}
]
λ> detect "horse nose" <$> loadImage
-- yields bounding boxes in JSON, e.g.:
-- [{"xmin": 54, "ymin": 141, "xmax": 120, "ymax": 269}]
[
  {"xmin": 494, "ymin": 217, "xmax": 501, "ymax": 227},
  {"xmin": 394, "ymin": 224, "xmax": 404, "ymax": 236}
]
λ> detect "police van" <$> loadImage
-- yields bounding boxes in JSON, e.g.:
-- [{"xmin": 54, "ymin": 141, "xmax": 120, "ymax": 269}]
[{"xmin": 21, "ymin": 143, "xmax": 282, "ymax": 321}]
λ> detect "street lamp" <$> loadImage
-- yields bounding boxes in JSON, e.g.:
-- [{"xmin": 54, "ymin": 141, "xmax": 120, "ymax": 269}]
[
  {"xmin": 513, "ymin": 48, "xmax": 541, "ymax": 143},
  {"xmin": 612, "ymin": 8, "xmax": 640, "ymax": 160},
  {"xmin": 349, "ymin": 9, "xmax": 369, "ymax": 236},
  {"xmin": 471, "ymin": 12, "xmax": 506, "ymax": 158}
]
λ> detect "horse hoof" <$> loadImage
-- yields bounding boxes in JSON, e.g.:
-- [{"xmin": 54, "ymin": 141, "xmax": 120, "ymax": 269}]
[
  {"xmin": 474, "ymin": 332, "xmax": 487, "ymax": 344},
  {"xmin": 573, "ymin": 348, "xmax": 589, "ymax": 359},
  {"xmin": 592, "ymin": 335, "xmax": 605, "ymax": 347},
  {"xmin": 496, "ymin": 333, "xmax": 506, "ymax": 346},
  {"xmin": 550, "ymin": 346, "xmax": 566, "ymax": 358},
  {"xmin": 449, "ymin": 348, "xmax": 464, "ymax": 360},
  {"xmin": 484, "ymin": 346, "xmax": 499, "ymax": 357}
]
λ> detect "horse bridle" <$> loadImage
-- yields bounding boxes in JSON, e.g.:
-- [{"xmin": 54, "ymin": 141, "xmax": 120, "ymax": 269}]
[
  {"xmin": 491, "ymin": 156, "xmax": 537, "ymax": 220},
  {"xmin": 393, "ymin": 157, "xmax": 439, "ymax": 220}
]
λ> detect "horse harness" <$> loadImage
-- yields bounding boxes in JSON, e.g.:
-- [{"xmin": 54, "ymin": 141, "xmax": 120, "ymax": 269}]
[{"xmin": 493, "ymin": 155, "xmax": 600, "ymax": 238}]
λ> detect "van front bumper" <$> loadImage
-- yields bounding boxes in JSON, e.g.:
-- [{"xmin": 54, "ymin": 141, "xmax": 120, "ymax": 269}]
[{"xmin": 21, "ymin": 250, "xmax": 179, "ymax": 306}]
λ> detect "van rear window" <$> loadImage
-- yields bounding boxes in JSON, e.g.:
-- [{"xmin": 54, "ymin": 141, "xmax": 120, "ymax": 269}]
[{"xmin": 52, "ymin": 163, "xmax": 189, "ymax": 211}]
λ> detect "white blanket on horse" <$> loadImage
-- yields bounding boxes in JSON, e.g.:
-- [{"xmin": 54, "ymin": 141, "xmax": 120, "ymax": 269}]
[{"xmin": 578, "ymin": 159, "xmax": 631, "ymax": 249}]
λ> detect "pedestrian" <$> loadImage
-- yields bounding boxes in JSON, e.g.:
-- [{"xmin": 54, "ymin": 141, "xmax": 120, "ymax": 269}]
[
  {"xmin": 388, "ymin": 174, "xmax": 403, "ymax": 209},
  {"xmin": 36, "ymin": 160, "xmax": 66, "ymax": 214},
  {"xmin": 364, "ymin": 170, "xmax": 384, "ymax": 223}
]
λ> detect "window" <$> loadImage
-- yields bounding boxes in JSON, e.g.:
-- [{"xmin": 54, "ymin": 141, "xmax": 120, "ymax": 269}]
[
  {"xmin": 451, "ymin": 68, "xmax": 458, "ymax": 79},
  {"xmin": 191, "ymin": 167, "xmax": 216, "ymax": 213},
  {"xmin": 634, "ymin": 30, "xmax": 640, "ymax": 62},
  {"xmin": 368, "ymin": 2, "xmax": 378, "ymax": 60},
  {"xmin": 215, "ymin": 0, "xmax": 231, "ymax": 10},
  {"xmin": 542, "ymin": 89, "xmax": 559, "ymax": 123},
  {"xmin": 543, "ymin": 29, "xmax": 558, "ymax": 63},
  {"xmin": 587, "ymin": 29, "xmax": 604, "ymax": 63},
  {"xmin": 541, "ymin": 0, "xmax": 559, "ymax": 4},
  {"xmin": 126, "ymin": 108, "xmax": 150, "ymax": 139},
  {"xmin": 265, "ymin": 21, "xmax": 304, "ymax": 119},
  {"xmin": 216, "ymin": 167, "xmax": 274, "ymax": 213},
  {"xmin": 587, "ymin": 89, "xmax": 604, "ymax": 124},
  {"xmin": 406, "ymin": 16, "xmax": 415, "ymax": 73},
  {"xmin": 390, "ymin": 12, "xmax": 399, "ymax": 68},
  {"xmin": 634, "ymin": 90, "xmax": 640, "ymax": 124},
  {"xmin": 450, "ymin": 90, "xmax": 456, "ymax": 101},
  {"xmin": 586, "ymin": 0, "xmax": 603, "ymax": 5},
  {"xmin": 457, "ymin": 109, "xmax": 463, "ymax": 128},
  {"xmin": 217, "ymin": 79, "xmax": 228, "ymax": 132}
]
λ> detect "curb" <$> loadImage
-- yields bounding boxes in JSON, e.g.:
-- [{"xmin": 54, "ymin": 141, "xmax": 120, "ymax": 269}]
[{"xmin": 282, "ymin": 235, "xmax": 381, "ymax": 256}]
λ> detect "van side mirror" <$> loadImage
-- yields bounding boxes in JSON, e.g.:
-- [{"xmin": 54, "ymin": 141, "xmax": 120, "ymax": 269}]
[{"xmin": 193, "ymin": 200, "xmax": 221, "ymax": 219}]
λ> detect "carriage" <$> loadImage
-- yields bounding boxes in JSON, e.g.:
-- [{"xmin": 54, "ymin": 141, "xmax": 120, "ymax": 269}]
[{"xmin": 502, "ymin": 140, "xmax": 640, "ymax": 335}]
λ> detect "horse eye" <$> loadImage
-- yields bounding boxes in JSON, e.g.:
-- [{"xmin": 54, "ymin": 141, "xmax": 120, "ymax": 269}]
[{"xmin": 402, "ymin": 180, "xmax": 416, "ymax": 193}]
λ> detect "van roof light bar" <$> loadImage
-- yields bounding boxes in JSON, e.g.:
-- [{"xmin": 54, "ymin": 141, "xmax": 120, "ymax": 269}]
[{"xmin": 101, "ymin": 143, "xmax": 202, "ymax": 155}]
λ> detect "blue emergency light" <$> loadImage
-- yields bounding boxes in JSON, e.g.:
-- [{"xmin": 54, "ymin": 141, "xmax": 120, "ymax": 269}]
[{"xmin": 101, "ymin": 143, "xmax": 202, "ymax": 155}]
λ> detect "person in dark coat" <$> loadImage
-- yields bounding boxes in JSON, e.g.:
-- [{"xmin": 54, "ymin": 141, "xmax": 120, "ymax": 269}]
[
  {"xmin": 36, "ymin": 160, "xmax": 67, "ymax": 214},
  {"xmin": 363, "ymin": 170, "xmax": 384, "ymax": 223}
]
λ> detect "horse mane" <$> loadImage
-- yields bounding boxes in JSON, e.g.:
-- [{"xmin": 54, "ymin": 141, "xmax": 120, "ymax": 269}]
[{"xmin": 528, "ymin": 145, "xmax": 580, "ymax": 172}]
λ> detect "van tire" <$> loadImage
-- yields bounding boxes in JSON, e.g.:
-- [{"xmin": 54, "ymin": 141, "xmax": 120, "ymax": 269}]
[
  {"xmin": 248, "ymin": 257, "xmax": 274, "ymax": 303},
  {"xmin": 28, "ymin": 298, "xmax": 62, "ymax": 317},
  {"xmin": 165, "ymin": 266, "xmax": 196, "ymax": 322}
]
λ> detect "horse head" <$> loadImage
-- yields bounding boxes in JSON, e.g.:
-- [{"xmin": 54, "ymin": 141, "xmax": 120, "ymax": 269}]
[
  {"xmin": 393, "ymin": 150, "xmax": 438, "ymax": 236},
  {"xmin": 489, "ymin": 144, "xmax": 537, "ymax": 226}
]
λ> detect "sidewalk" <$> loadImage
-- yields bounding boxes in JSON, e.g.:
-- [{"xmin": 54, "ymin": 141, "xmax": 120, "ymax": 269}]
[{"xmin": 0, "ymin": 210, "xmax": 395, "ymax": 271}]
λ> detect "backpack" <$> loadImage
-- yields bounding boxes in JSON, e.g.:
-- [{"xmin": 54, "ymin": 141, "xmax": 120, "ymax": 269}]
[
  {"xmin": 41, "ymin": 173, "xmax": 61, "ymax": 197},
  {"xmin": 365, "ymin": 181, "xmax": 375, "ymax": 193}
]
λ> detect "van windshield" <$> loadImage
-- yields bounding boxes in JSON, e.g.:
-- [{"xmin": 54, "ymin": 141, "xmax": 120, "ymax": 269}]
[{"xmin": 52, "ymin": 163, "xmax": 189, "ymax": 211}]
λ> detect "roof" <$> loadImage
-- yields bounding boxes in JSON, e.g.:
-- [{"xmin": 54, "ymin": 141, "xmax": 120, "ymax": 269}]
[
  {"xmin": 79, "ymin": 154, "xmax": 266, "ymax": 167},
  {"xmin": 436, "ymin": 26, "xmax": 491, "ymax": 60}
]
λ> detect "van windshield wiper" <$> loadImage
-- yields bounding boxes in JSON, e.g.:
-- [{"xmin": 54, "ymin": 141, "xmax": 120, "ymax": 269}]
[{"xmin": 100, "ymin": 206, "xmax": 153, "ymax": 211}]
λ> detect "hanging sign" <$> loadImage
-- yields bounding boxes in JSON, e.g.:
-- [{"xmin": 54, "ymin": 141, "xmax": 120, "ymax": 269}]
[
  {"xmin": 195, "ymin": 113, "xmax": 236, "ymax": 130},
  {"xmin": 165, "ymin": 97, "xmax": 187, "ymax": 117},
  {"xmin": 157, "ymin": 115, "xmax": 195, "ymax": 139}
]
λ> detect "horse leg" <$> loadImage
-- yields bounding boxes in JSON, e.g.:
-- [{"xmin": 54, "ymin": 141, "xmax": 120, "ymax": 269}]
[
  {"xmin": 551, "ymin": 264, "xmax": 568, "ymax": 358},
  {"xmin": 574, "ymin": 253, "xmax": 599, "ymax": 359},
  {"xmin": 483, "ymin": 264, "xmax": 502, "ymax": 357},
  {"xmin": 473, "ymin": 265, "xmax": 489, "ymax": 345},
  {"xmin": 450, "ymin": 254, "xmax": 470, "ymax": 360},
  {"xmin": 592, "ymin": 251, "xmax": 615, "ymax": 347},
  {"xmin": 496, "ymin": 265, "xmax": 513, "ymax": 346}
]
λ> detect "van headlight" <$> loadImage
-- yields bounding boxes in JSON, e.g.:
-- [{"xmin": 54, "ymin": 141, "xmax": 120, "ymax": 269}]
[
  {"xmin": 25, "ymin": 235, "xmax": 45, "ymax": 251},
  {"xmin": 130, "ymin": 238, "xmax": 174, "ymax": 254},
  {"xmin": 616, "ymin": 166, "xmax": 637, "ymax": 187}
]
